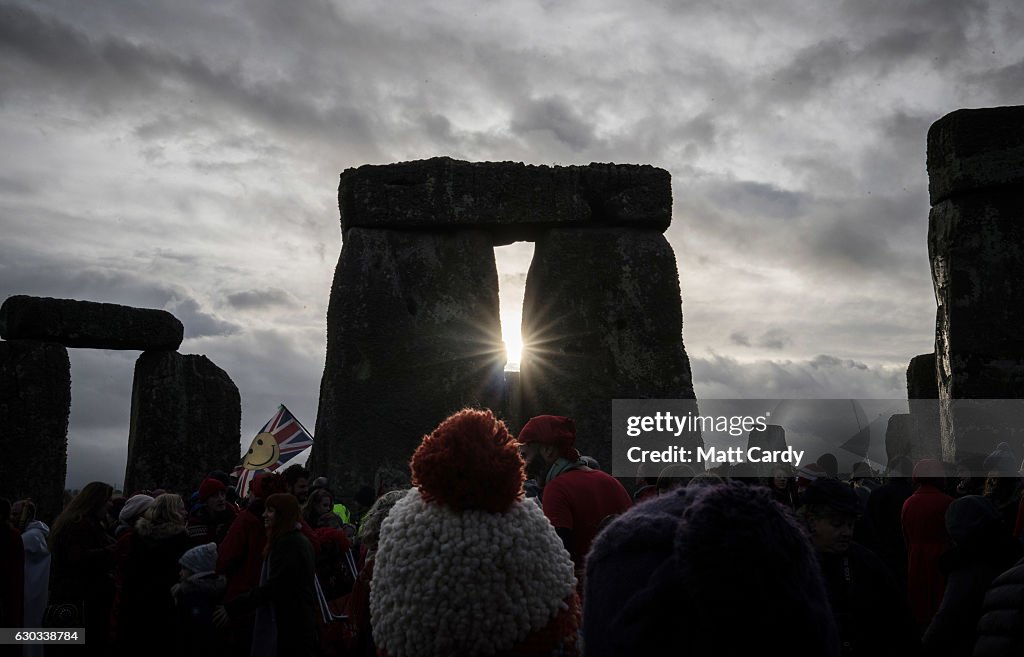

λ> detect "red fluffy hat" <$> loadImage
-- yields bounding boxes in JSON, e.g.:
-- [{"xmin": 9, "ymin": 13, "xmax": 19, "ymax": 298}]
[
  {"xmin": 517, "ymin": 415, "xmax": 580, "ymax": 460},
  {"xmin": 370, "ymin": 408, "xmax": 580, "ymax": 657},
  {"xmin": 198, "ymin": 477, "xmax": 226, "ymax": 502}
]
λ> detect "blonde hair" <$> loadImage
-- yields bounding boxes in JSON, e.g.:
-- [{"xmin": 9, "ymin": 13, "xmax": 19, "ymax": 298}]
[{"xmin": 144, "ymin": 493, "xmax": 186, "ymax": 527}]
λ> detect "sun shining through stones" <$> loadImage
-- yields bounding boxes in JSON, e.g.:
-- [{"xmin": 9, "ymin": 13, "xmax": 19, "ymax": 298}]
[
  {"xmin": 312, "ymin": 157, "xmax": 695, "ymax": 485},
  {"xmin": 494, "ymin": 241, "xmax": 535, "ymax": 372}
]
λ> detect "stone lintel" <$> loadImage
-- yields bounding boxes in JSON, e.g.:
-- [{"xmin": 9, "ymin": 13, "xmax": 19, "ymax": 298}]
[
  {"xmin": 0, "ymin": 295, "xmax": 184, "ymax": 351},
  {"xmin": 338, "ymin": 157, "xmax": 672, "ymax": 235}
]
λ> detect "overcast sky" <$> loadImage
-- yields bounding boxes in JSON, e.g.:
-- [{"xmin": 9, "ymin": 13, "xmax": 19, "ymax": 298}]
[{"xmin": 2, "ymin": 0, "xmax": 1022, "ymax": 488}]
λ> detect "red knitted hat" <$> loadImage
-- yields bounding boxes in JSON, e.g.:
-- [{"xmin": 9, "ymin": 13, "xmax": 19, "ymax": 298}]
[
  {"xmin": 198, "ymin": 477, "xmax": 226, "ymax": 502},
  {"xmin": 411, "ymin": 408, "xmax": 524, "ymax": 513},
  {"xmin": 518, "ymin": 415, "xmax": 580, "ymax": 460}
]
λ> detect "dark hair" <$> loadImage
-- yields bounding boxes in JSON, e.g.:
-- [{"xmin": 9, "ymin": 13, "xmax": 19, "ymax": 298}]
[
  {"xmin": 302, "ymin": 488, "xmax": 334, "ymax": 528},
  {"xmin": 264, "ymin": 493, "xmax": 301, "ymax": 555},
  {"xmin": 50, "ymin": 482, "xmax": 113, "ymax": 550},
  {"xmin": 283, "ymin": 464, "xmax": 311, "ymax": 487}
]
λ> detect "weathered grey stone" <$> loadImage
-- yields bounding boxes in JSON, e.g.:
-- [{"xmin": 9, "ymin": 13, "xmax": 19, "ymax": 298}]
[
  {"xmin": 885, "ymin": 414, "xmax": 915, "ymax": 464},
  {"xmin": 0, "ymin": 340, "xmax": 69, "ymax": 523},
  {"xmin": 519, "ymin": 227, "xmax": 697, "ymax": 470},
  {"xmin": 907, "ymin": 353, "xmax": 938, "ymax": 400},
  {"xmin": 927, "ymin": 105, "xmax": 1024, "ymax": 205},
  {"xmin": 907, "ymin": 353, "xmax": 941, "ymax": 460},
  {"xmin": 748, "ymin": 424, "xmax": 787, "ymax": 453},
  {"xmin": 929, "ymin": 191, "xmax": 1024, "ymax": 402},
  {"xmin": 310, "ymin": 228, "xmax": 506, "ymax": 489},
  {"xmin": 125, "ymin": 351, "xmax": 240, "ymax": 494},
  {"xmin": 338, "ymin": 157, "xmax": 672, "ymax": 239},
  {"xmin": 0, "ymin": 295, "xmax": 183, "ymax": 351}
]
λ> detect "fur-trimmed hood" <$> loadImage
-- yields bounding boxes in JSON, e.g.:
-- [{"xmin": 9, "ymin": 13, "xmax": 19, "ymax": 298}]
[{"xmin": 135, "ymin": 516, "xmax": 187, "ymax": 540}]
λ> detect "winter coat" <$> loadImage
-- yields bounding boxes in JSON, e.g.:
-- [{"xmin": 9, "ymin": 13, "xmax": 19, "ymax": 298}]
[
  {"xmin": 217, "ymin": 504, "xmax": 267, "ymax": 603},
  {"xmin": 172, "ymin": 571, "xmax": 228, "ymax": 657},
  {"xmin": 49, "ymin": 516, "xmax": 115, "ymax": 655},
  {"xmin": 923, "ymin": 496, "xmax": 1024, "ymax": 657},
  {"xmin": 21, "ymin": 520, "xmax": 51, "ymax": 629},
  {"xmin": 112, "ymin": 518, "xmax": 191, "ymax": 657},
  {"xmin": 903, "ymin": 483, "xmax": 953, "ymax": 627},
  {"xmin": 225, "ymin": 528, "xmax": 317, "ymax": 657},
  {"xmin": 973, "ymin": 556, "xmax": 1024, "ymax": 657},
  {"xmin": 1, "ymin": 524, "xmax": 24, "ymax": 628},
  {"xmin": 865, "ymin": 478, "xmax": 913, "ymax": 588},
  {"xmin": 817, "ymin": 543, "xmax": 920, "ymax": 657},
  {"xmin": 187, "ymin": 504, "xmax": 237, "ymax": 546}
]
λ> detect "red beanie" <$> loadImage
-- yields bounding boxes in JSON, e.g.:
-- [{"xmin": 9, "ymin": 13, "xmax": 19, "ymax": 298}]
[
  {"xmin": 518, "ymin": 415, "xmax": 580, "ymax": 460},
  {"xmin": 199, "ymin": 477, "xmax": 226, "ymax": 502}
]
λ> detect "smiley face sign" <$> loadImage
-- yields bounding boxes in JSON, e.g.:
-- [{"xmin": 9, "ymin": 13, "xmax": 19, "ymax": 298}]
[{"xmin": 242, "ymin": 432, "xmax": 281, "ymax": 470}]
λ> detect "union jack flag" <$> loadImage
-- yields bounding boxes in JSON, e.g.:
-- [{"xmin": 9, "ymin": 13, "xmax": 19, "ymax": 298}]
[{"xmin": 233, "ymin": 404, "xmax": 314, "ymax": 497}]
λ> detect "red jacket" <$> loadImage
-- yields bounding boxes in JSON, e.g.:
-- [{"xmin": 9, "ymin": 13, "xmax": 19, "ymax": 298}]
[{"xmin": 902, "ymin": 484, "xmax": 953, "ymax": 627}]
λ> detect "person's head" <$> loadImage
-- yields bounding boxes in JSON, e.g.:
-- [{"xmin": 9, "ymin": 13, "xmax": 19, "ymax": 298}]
[
  {"xmin": 798, "ymin": 479, "xmax": 862, "ymax": 554},
  {"xmin": 179, "ymin": 542, "xmax": 217, "ymax": 580},
  {"xmin": 50, "ymin": 481, "xmax": 114, "ymax": 548},
  {"xmin": 584, "ymin": 483, "xmax": 839, "ymax": 656},
  {"xmin": 370, "ymin": 408, "xmax": 578, "ymax": 656},
  {"xmin": 517, "ymin": 415, "xmax": 579, "ymax": 484},
  {"xmin": 302, "ymin": 488, "xmax": 335, "ymax": 527},
  {"xmin": 357, "ymin": 489, "xmax": 408, "ymax": 550},
  {"xmin": 283, "ymin": 464, "xmax": 311, "ymax": 503},
  {"xmin": 816, "ymin": 453, "xmax": 839, "ymax": 479},
  {"xmin": 118, "ymin": 494, "xmax": 155, "ymax": 528},
  {"xmin": 145, "ymin": 493, "xmax": 186, "ymax": 526},
  {"xmin": 770, "ymin": 464, "xmax": 793, "ymax": 491},
  {"xmin": 263, "ymin": 493, "xmax": 301, "ymax": 553},
  {"xmin": 912, "ymin": 458, "xmax": 946, "ymax": 489},
  {"xmin": 11, "ymin": 499, "xmax": 35, "ymax": 531},
  {"xmin": 198, "ymin": 477, "xmax": 227, "ymax": 513},
  {"xmin": 251, "ymin": 472, "xmax": 288, "ymax": 501},
  {"xmin": 657, "ymin": 464, "xmax": 696, "ymax": 494}
]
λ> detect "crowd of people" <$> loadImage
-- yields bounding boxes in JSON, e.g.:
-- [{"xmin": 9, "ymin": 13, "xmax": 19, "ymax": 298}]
[{"xmin": 2, "ymin": 410, "xmax": 1024, "ymax": 657}]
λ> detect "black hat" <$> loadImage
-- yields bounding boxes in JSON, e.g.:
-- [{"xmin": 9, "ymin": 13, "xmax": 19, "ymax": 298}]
[{"xmin": 801, "ymin": 478, "xmax": 862, "ymax": 515}]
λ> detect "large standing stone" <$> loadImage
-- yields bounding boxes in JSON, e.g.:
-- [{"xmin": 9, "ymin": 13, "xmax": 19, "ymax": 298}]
[
  {"xmin": 0, "ymin": 295, "xmax": 183, "ymax": 351},
  {"xmin": 125, "ymin": 351, "xmax": 240, "ymax": 494},
  {"xmin": 0, "ymin": 340, "xmax": 70, "ymax": 523},
  {"xmin": 311, "ymin": 228, "xmax": 506, "ymax": 489},
  {"xmin": 928, "ymin": 105, "xmax": 1024, "ymax": 462},
  {"xmin": 885, "ymin": 414, "xmax": 914, "ymax": 465},
  {"xmin": 906, "ymin": 353, "xmax": 941, "ymax": 460},
  {"xmin": 927, "ymin": 105, "xmax": 1024, "ymax": 204},
  {"xmin": 339, "ymin": 157, "xmax": 672, "ymax": 240},
  {"xmin": 520, "ymin": 227, "xmax": 697, "ymax": 470}
]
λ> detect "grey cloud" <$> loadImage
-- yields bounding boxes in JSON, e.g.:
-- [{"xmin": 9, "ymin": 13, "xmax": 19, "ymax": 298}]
[
  {"xmin": 226, "ymin": 288, "xmax": 300, "ymax": 311},
  {"xmin": 170, "ymin": 298, "xmax": 240, "ymax": 339},
  {"xmin": 692, "ymin": 353, "xmax": 904, "ymax": 399},
  {"xmin": 510, "ymin": 96, "xmax": 597, "ymax": 151},
  {"xmin": 730, "ymin": 332, "xmax": 751, "ymax": 347}
]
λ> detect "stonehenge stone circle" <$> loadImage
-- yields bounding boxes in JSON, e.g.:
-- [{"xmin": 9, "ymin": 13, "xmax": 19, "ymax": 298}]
[{"xmin": 313, "ymin": 157, "xmax": 695, "ymax": 486}]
